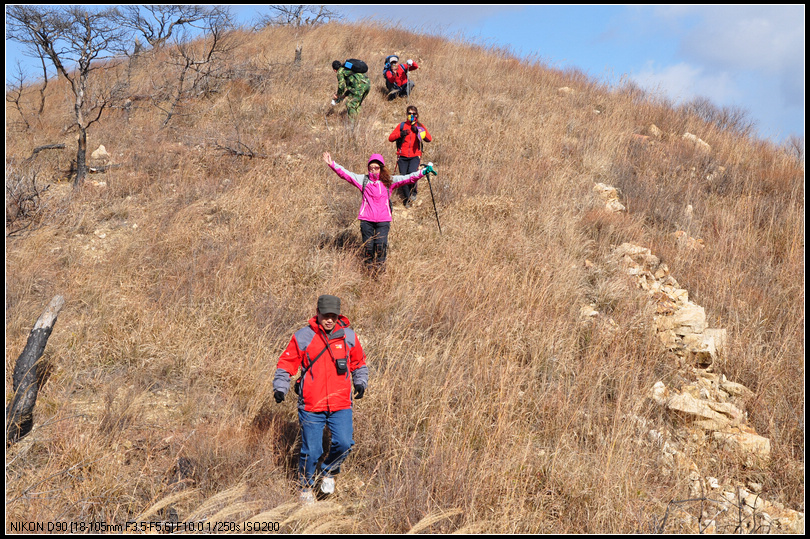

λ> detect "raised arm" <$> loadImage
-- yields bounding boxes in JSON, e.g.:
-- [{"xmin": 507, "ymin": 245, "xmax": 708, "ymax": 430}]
[
  {"xmin": 390, "ymin": 168, "xmax": 426, "ymax": 189},
  {"xmin": 324, "ymin": 154, "xmax": 365, "ymax": 190}
]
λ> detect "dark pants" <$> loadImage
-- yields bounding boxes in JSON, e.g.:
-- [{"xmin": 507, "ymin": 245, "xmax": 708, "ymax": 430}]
[
  {"xmin": 386, "ymin": 81, "xmax": 414, "ymax": 101},
  {"xmin": 359, "ymin": 220, "xmax": 390, "ymax": 269},
  {"xmin": 397, "ymin": 156, "xmax": 421, "ymax": 205}
]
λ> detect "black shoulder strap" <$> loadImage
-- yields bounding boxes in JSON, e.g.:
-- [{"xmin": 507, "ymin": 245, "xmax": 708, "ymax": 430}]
[
  {"xmin": 302, "ymin": 322, "xmax": 349, "ymax": 379},
  {"xmin": 396, "ymin": 122, "xmax": 407, "ymax": 150},
  {"xmin": 302, "ymin": 345, "xmax": 330, "ymax": 379}
]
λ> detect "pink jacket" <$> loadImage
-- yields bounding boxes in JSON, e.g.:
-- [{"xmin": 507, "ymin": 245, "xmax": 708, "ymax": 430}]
[{"xmin": 329, "ymin": 161, "xmax": 425, "ymax": 222}]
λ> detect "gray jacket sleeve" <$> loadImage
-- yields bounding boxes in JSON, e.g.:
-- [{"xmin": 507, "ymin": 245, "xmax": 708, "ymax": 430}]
[
  {"xmin": 273, "ymin": 368, "xmax": 292, "ymax": 395},
  {"xmin": 351, "ymin": 365, "xmax": 369, "ymax": 389}
]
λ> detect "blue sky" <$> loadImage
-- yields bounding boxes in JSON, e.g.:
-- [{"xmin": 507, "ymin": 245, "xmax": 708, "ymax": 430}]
[{"xmin": 6, "ymin": 5, "xmax": 804, "ymax": 143}]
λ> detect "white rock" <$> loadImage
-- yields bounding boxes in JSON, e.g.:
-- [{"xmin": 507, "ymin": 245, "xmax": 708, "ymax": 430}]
[
  {"xmin": 606, "ymin": 199, "xmax": 627, "ymax": 213},
  {"xmin": 683, "ymin": 132, "xmax": 711, "ymax": 151},
  {"xmin": 91, "ymin": 144, "xmax": 110, "ymax": 160},
  {"xmin": 671, "ymin": 303, "xmax": 707, "ymax": 335},
  {"xmin": 650, "ymin": 381, "xmax": 669, "ymax": 405}
]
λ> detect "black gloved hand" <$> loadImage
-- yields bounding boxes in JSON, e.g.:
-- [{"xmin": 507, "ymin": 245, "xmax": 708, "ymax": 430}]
[
  {"xmin": 411, "ymin": 123, "xmax": 419, "ymax": 133},
  {"xmin": 353, "ymin": 385, "xmax": 365, "ymax": 399},
  {"xmin": 274, "ymin": 390, "xmax": 285, "ymax": 403}
]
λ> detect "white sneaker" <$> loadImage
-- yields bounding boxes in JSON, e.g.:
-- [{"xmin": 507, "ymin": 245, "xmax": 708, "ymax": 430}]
[
  {"xmin": 320, "ymin": 476, "xmax": 335, "ymax": 495},
  {"xmin": 299, "ymin": 488, "xmax": 315, "ymax": 505}
]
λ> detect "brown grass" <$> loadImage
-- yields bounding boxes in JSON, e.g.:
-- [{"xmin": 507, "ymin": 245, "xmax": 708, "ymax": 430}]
[{"xmin": 5, "ymin": 21, "xmax": 804, "ymax": 533}]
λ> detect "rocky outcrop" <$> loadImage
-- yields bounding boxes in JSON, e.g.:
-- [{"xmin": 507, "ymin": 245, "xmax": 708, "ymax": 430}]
[
  {"xmin": 584, "ymin": 184, "xmax": 804, "ymax": 534},
  {"xmin": 683, "ymin": 132, "xmax": 711, "ymax": 151},
  {"xmin": 593, "ymin": 182, "xmax": 626, "ymax": 213},
  {"xmin": 613, "ymin": 241, "xmax": 804, "ymax": 533}
]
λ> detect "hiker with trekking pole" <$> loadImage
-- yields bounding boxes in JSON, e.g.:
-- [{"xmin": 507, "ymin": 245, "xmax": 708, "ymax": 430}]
[
  {"xmin": 322, "ymin": 151, "xmax": 435, "ymax": 272},
  {"xmin": 383, "ymin": 55, "xmax": 418, "ymax": 101},
  {"xmin": 389, "ymin": 105, "xmax": 432, "ymax": 208},
  {"xmin": 331, "ymin": 59, "xmax": 370, "ymax": 120},
  {"xmin": 273, "ymin": 294, "xmax": 368, "ymax": 504}
]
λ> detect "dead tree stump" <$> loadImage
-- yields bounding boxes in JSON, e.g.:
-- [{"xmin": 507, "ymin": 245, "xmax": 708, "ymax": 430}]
[{"xmin": 6, "ymin": 295, "xmax": 65, "ymax": 446}]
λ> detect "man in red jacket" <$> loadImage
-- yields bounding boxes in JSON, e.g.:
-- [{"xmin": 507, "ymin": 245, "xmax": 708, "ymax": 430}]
[
  {"xmin": 384, "ymin": 56, "xmax": 418, "ymax": 100},
  {"xmin": 273, "ymin": 295, "xmax": 368, "ymax": 503}
]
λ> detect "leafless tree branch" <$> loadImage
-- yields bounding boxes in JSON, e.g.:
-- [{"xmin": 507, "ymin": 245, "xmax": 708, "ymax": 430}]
[{"xmin": 255, "ymin": 5, "xmax": 342, "ymax": 29}]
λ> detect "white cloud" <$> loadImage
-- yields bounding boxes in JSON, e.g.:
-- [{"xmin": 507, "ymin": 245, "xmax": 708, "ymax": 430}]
[
  {"xmin": 632, "ymin": 61, "xmax": 739, "ymax": 105},
  {"xmin": 655, "ymin": 6, "xmax": 804, "ymax": 107},
  {"xmin": 634, "ymin": 5, "xmax": 804, "ymax": 138},
  {"xmin": 678, "ymin": 6, "xmax": 804, "ymax": 71}
]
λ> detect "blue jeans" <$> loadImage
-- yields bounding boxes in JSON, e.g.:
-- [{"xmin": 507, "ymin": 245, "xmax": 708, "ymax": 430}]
[{"xmin": 298, "ymin": 408, "xmax": 354, "ymax": 488}]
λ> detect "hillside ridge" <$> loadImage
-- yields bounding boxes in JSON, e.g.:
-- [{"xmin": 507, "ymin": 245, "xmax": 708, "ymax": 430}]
[{"xmin": 6, "ymin": 20, "xmax": 804, "ymax": 533}]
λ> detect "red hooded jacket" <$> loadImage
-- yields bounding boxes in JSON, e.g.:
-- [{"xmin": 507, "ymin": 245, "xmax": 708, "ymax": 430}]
[
  {"xmin": 274, "ymin": 315, "xmax": 367, "ymax": 412},
  {"xmin": 389, "ymin": 121, "xmax": 432, "ymax": 158}
]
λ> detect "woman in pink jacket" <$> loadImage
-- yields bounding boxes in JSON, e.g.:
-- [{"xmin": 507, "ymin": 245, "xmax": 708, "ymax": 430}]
[{"xmin": 323, "ymin": 151, "xmax": 434, "ymax": 271}]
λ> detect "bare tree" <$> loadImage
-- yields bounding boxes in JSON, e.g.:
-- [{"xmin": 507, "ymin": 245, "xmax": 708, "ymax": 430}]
[
  {"xmin": 255, "ymin": 5, "xmax": 342, "ymax": 67},
  {"xmin": 7, "ymin": 6, "xmax": 131, "ymax": 188},
  {"xmin": 153, "ymin": 7, "xmax": 237, "ymax": 128},
  {"xmin": 256, "ymin": 5, "xmax": 342, "ymax": 29},
  {"xmin": 113, "ymin": 5, "xmax": 215, "ymax": 49},
  {"xmin": 6, "ymin": 165, "xmax": 49, "ymax": 237},
  {"xmin": 785, "ymin": 134, "xmax": 804, "ymax": 163},
  {"xmin": 6, "ymin": 63, "xmax": 32, "ymax": 130}
]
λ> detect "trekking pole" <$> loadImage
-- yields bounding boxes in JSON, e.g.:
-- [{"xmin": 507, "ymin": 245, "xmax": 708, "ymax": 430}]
[{"xmin": 421, "ymin": 162, "xmax": 442, "ymax": 235}]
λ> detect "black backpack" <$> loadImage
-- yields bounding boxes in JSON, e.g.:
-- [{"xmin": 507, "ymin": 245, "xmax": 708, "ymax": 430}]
[{"xmin": 343, "ymin": 59, "xmax": 368, "ymax": 74}]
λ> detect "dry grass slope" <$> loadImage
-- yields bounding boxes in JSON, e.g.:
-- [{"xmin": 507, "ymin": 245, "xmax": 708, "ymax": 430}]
[{"xmin": 6, "ymin": 22, "xmax": 804, "ymax": 533}]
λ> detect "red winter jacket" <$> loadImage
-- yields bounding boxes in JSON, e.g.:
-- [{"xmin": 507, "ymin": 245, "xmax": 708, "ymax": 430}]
[
  {"xmin": 384, "ymin": 62, "xmax": 418, "ymax": 87},
  {"xmin": 389, "ymin": 121, "xmax": 432, "ymax": 158},
  {"xmin": 274, "ymin": 315, "xmax": 367, "ymax": 412}
]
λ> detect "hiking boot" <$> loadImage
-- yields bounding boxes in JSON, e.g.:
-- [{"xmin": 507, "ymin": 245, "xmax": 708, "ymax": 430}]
[
  {"xmin": 320, "ymin": 476, "xmax": 336, "ymax": 495},
  {"xmin": 299, "ymin": 488, "xmax": 316, "ymax": 505}
]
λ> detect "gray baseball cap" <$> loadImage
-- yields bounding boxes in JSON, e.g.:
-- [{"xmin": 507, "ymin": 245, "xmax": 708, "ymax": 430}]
[{"xmin": 317, "ymin": 295, "xmax": 341, "ymax": 315}]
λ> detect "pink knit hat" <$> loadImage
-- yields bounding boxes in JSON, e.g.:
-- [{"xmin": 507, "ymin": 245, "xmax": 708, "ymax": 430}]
[{"xmin": 368, "ymin": 154, "xmax": 385, "ymax": 167}]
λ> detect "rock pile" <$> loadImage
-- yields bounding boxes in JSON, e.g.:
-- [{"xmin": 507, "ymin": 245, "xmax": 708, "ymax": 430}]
[
  {"xmin": 584, "ymin": 183, "xmax": 804, "ymax": 533},
  {"xmin": 613, "ymin": 242, "xmax": 803, "ymax": 533},
  {"xmin": 593, "ymin": 182, "xmax": 626, "ymax": 213}
]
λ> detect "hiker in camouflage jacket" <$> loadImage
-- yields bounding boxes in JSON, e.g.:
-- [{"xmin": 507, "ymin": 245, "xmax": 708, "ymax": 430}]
[{"xmin": 332, "ymin": 61, "xmax": 370, "ymax": 119}]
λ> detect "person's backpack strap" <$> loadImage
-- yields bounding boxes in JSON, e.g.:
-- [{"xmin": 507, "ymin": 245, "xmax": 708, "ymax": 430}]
[
  {"xmin": 303, "ymin": 345, "xmax": 329, "ymax": 379},
  {"xmin": 396, "ymin": 122, "xmax": 407, "ymax": 150}
]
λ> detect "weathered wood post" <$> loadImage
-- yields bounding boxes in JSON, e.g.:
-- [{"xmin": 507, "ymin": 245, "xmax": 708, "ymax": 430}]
[{"xmin": 6, "ymin": 295, "xmax": 65, "ymax": 445}]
